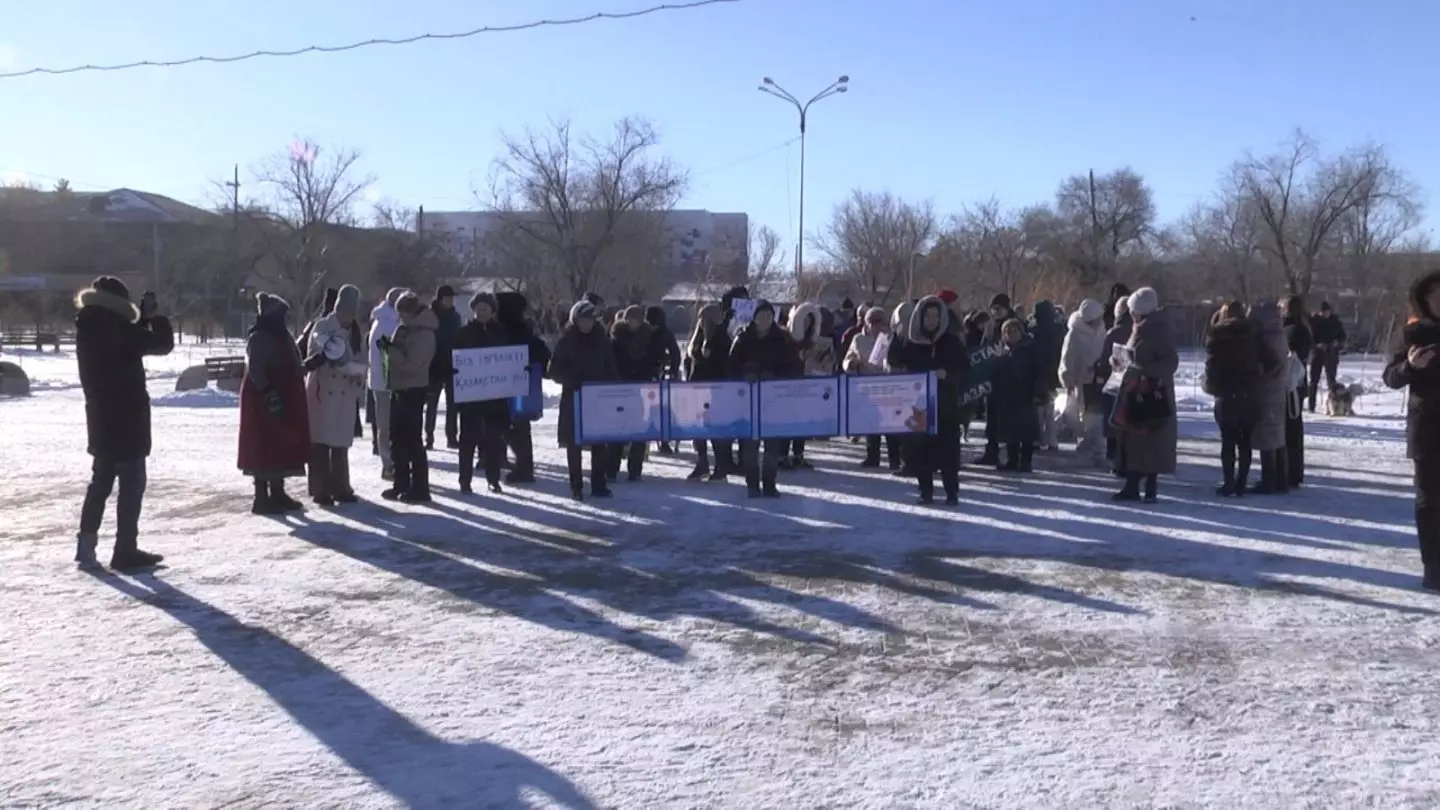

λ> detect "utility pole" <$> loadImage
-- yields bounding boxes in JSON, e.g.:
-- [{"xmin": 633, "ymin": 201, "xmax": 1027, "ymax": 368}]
[{"xmin": 225, "ymin": 164, "xmax": 241, "ymax": 337}]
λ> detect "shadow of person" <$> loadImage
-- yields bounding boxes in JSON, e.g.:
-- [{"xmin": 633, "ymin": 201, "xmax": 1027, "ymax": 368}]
[
  {"xmin": 87, "ymin": 572, "xmax": 598, "ymax": 810},
  {"xmin": 283, "ymin": 512, "xmax": 687, "ymax": 663}
]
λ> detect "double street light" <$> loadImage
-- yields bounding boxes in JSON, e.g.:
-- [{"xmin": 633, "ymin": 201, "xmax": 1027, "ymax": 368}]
[{"xmin": 758, "ymin": 75, "xmax": 849, "ymax": 285}]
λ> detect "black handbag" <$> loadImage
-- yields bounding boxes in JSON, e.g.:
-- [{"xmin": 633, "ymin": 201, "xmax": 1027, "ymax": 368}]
[{"xmin": 1125, "ymin": 376, "xmax": 1172, "ymax": 426}]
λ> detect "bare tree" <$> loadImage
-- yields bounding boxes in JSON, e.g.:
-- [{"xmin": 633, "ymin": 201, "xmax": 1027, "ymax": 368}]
[
  {"xmin": 818, "ymin": 190, "xmax": 936, "ymax": 299},
  {"xmin": 1181, "ymin": 174, "xmax": 1268, "ymax": 302},
  {"xmin": 746, "ymin": 223, "xmax": 785, "ymax": 287},
  {"xmin": 486, "ymin": 116, "xmax": 687, "ymax": 303},
  {"xmin": 1053, "ymin": 168, "xmax": 1156, "ymax": 285},
  {"xmin": 370, "ymin": 201, "xmax": 460, "ymax": 296},
  {"xmin": 1230, "ymin": 130, "xmax": 1408, "ymax": 296},
  {"xmin": 242, "ymin": 138, "xmax": 374, "ymax": 312}
]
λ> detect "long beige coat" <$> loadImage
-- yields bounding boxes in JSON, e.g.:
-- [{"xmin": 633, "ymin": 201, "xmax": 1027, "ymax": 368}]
[{"xmin": 306, "ymin": 313, "xmax": 367, "ymax": 448}]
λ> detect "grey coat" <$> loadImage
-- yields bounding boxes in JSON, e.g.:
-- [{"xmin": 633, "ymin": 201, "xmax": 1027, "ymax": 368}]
[
  {"xmin": 1117, "ymin": 309, "xmax": 1179, "ymax": 476},
  {"xmin": 1250, "ymin": 302, "xmax": 1289, "ymax": 451}
]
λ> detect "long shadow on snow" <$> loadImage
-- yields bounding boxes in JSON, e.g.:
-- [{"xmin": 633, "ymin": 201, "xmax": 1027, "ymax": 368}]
[
  {"xmin": 281, "ymin": 511, "xmax": 687, "ymax": 663},
  {"xmin": 816, "ymin": 463, "xmax": 1383, "ymax": 555},
  {"xmin": 87, "ymin": 571, "xmax": 598, "ymax": 810},
  {"xmin": 354, "ymin": 493, "xmax": 897, "ymax": 645},
  {"xmin": 809, "ymin": 467, "xmax": 1434, "ymax": 613},
  {"xmin": 656, "ymin": 472, "xmax": 1139, "ymax": 615}
]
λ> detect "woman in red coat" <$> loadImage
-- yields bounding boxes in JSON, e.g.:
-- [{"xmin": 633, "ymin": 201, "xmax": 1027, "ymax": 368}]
[{"xmin": 238, "ymin": 292, "xmax": 313, "ymax": 514}]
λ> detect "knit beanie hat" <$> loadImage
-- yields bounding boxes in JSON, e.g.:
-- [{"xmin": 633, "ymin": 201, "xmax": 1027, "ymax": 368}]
[
  {"xmin": 256, "ymin": 292, "xmax": 289, "ymax": 317},
  {"xmin": 990, "ymin": 293, "xmax": 1012, "ymax": 310},
  {"xmin": 936, "ymin": 289, "xmax": 959, "ymax": 306},
  {"xmin": 469, "ymin": 292, "xmax": 498, "ymax": 313},
  {"xmin": 754, "ymin": 299, "xmax": 775, "ymax": 317},
  {"xmin": 569, "ymin": 300, "xmax": 597, "ymax": 324},
  {"xmin": 1127, "ymin": 287, "xmax": 1160, "ymax": 318},
  {"xmin": 92, "ymin": 276, "xmax": 131, "ymax": 300},
  {"xmin": 395, "ymin": 292, "xmax": 423, "ymax": 315},
  {"xmin": 335, "ymin": 284, "xmax": 362, "ymax": 316},
  {"xmin": 385, "ymin": 287, "xmax": 409, "ymax": 307}
]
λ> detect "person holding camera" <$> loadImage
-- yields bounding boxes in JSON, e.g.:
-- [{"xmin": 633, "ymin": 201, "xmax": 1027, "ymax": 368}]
[{"xmin": 74, "ymin": 277, "xmax": 174, "ymax": 569}]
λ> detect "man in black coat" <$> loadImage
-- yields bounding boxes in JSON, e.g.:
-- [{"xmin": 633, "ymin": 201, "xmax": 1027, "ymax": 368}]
[
  {"xmin": 728, "ymin": 300, "xmax": 802, "ymax": 497},
  {"xmin": 453, "ymin": 293, "xmax": 511, "ymax": 494},
  {"xmin": 1383, "ymin": 271, "xmax": 1440, "ymax": 591},
  {"xmin": 426, "ymin": 284, "xmax": 463, "ymax": 449},
  {"xmin": 74, "ymin": 276, "xmax": 175, "ymax": 570},
  {"xmin": 646, "ymin": 305, "xmax": 682, "ymax": 455},
  {"xmin": 1308, "ymin": 301, "xmax": 1347, "ymax": 412},
  {"xmin": 495, "ymin": 292, "xmax": 551, "ymax": 484}
]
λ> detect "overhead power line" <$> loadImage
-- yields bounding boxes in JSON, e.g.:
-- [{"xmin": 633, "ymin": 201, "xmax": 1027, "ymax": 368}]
[{"xmin": 0, "ymin": 0, "xmax": 739, "ymax": 79}]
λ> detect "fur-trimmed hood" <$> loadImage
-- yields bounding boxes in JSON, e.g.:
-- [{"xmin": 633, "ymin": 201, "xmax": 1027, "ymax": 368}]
[
  {"xmin": 74, "ymin": 288, "xmax": 140, "ymax": 324},
  {"xmin": 787, "ymin": 302, "xmax": 823, "ymax": 344},
  {"xmin": 907, "ymin": 296, "xmax": 951, "ymax": 344},
  {"xmin": 1070, "ymin": 298, "xmax": 1105, "ymax": 329}
]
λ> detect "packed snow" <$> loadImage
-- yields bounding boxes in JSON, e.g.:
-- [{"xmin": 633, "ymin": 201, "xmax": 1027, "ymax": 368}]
[{"xmin": 1, "ymin": 340, "xmax": 1437, "ymax": 809}]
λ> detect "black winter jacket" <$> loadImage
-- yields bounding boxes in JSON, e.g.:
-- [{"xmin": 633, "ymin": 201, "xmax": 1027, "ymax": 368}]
[
  {"xmin": 1384, "ymin": 272, "xmax": 1440, "ymax": 460},
  {"xmin": 1203, "ymin": 316, "xmax": 1272, "ymax": 397},
  {"xmin": 454, "ymin": 319, "xmax": 512, "ymax": 418},
  {"xmin": 728, "ymin": 323, "xmax": 801, "ymax": 380},
  {"xmin": 611, "ymin": 321, "xmax": 661, "ymax": 381},
  {"xmin": 75, "ymin": 288, "xmax": 175, "ymax": 462},
  {"xmin": 1311, "ymin": 312, "xmax": 1347, "ymax": 348}
]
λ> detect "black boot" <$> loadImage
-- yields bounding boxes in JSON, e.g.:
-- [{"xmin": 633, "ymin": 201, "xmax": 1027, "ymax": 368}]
[
  {"xmin": 110, "ymin": 547, "xmax": 164, "ymax": 571},
  {"xmin": 942, "ymin": 470, "xmax": 960, "ymax": 506},
  {"xmin": 1113, "ymin": 474, "xmax": 1142, "ymax": 502},
  {"xmin": 75, "ymin": 532, "xmax": 99, "ymax": 566},
  {"xmin": 917, "ymin": 473, "xmax": 935, "ymax": 505},
  {"xmin": 269, "ymin": 479, "xmax": 303, "ymax": 512},
  {"xmin": 252, "ymin": 479, "xmax": 279, "ymax": 515}
]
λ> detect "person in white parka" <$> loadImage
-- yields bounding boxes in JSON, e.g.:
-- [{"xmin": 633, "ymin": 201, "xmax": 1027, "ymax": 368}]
[
  {"xmin": 368, "ymin": 287, "xmax": 407, "ymax": 481},
  {"xmin": 1058, "ymin": 298, "xmax": 1109, "ymax": 464}
]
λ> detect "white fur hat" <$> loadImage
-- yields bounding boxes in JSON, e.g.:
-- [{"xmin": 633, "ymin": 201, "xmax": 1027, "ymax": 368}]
[{"xmin": 1127, "ymin": 287, "xmax": 1160, "ymax": 318}]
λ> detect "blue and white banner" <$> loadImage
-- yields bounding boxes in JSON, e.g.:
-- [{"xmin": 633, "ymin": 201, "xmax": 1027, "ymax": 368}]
[
  {"xmin": 453, "ymin": 346, "xmax": 530, "ymax": 404},
  {"xmin": 666, "ymin": 380, "xmax": 755, "ymax": 440},
  {"xmin": 509, "ymin": 363, "xmax": 545, "ymax": 422},
  {"xmin": 756, "ymin": 377, "xmax": 843, "ymax": 439},
  {"xmin": 572, "ymin": 374, "xmax": 942, "ymax": 444},
  {"xmin": 845, "ymin": 372, "xmax": 938, "ymax": 436},
  {"xmin": 574, "ymin": 382, "xmax": 665, "ymax": 444}
]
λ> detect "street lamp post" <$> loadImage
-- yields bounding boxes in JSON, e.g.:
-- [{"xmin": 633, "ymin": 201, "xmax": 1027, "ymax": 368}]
[{"xmin": 758, "ymin": 75, "xmax": 849, "ymax": 286}]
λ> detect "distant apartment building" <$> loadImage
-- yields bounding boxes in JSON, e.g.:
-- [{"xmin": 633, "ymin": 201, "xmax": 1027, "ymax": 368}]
[{"xmin": 421, "ymin": 209, "xmax": 749, "ymax": 288}]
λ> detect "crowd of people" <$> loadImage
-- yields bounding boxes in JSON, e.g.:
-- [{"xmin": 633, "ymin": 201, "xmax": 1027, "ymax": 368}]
[{"xmin": 66, "ymin": 272, "xmax": 1437, "ymax": 590}]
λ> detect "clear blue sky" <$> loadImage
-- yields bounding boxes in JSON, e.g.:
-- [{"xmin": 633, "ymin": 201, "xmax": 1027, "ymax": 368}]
[{"xmin": 2, "ymin": 0, "xmax": 1436, "ymax": 251}]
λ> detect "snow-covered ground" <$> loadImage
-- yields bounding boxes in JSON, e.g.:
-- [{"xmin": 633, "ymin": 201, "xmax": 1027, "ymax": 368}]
[{"xmin": 1, "ymin": 340, "xmax": 1437, "ymax": 809}]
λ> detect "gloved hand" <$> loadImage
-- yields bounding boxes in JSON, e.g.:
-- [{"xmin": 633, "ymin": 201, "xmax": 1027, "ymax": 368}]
[
  {"xmin": 265, "ymin": 389, "xmax": 285, "ymax": 418},
  {"xmin": 303, "ymin": 353, "xmax": 326, "ymax": 372},
  {"xmin": 377, "ymin": 335, "xmax": 394, "ymax": 351}
]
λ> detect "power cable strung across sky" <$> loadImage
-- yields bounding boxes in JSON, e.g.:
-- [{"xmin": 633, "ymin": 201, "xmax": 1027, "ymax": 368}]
[{"xmin": 0, "ymin": 0, "xmax": 739, "ymax": 80}]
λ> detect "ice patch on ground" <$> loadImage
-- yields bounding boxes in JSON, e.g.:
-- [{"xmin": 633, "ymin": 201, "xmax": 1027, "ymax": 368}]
[{"xmin": 152, "ymin": 387, "xmax": 239, "ymax": 408}]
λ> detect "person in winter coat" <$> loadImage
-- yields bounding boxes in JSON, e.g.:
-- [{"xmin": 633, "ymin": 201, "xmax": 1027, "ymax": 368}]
[
  {"xmin": 1100, "ymin": 297, "xmax": 1134, "ymax": 468},
  {"xmin": 453, "ymin": 293, "xmax": 511, "ymax": 495},
  {"xmin": 1112, "ymin": 288, "xmax": 1179, "ymax": 502},
  {"xmin": 845, "ymin": 306, "xmax": 901, "ymax": 469},
  {"xmin": 239, "ymin": 292, "xmax": 311, "ymax": 516},
  {"xmin": 1029, "ymin": 300, "xmax": 1066, "ymax": 451},
  {"xmin": 1204, "ymin": 302, "xmax": 1274, "ymax": 496},
  {"xmin": 379, "ymin": 293, "xmax": 438, "ymax": 503},
  {"xmin": 838, "ymin": 304, "xmax": 868, "ymax": 359},
  {"xmin": 1059, "ymin": 299, "xmax": 1109, "ymax": 465},
  {"xmin": 989, "ymin": 294, "xmax": 1024, "ymax": 335},
  {"xmin": 646, "ymin": 305, "xmax": 683, "ymax": 455},
  {"xmin": 495, "ymin": 291, "xmax": 551, "ymax": 485},
  {"xmin": 425, "ymin": 285, "xmax": 462, "ymax": 449},
  {"xmin": 1382, "ymin": 269, "xmax": 1440, "ymax": 591},
  {"xmin": 1282, "ymin": 295, "xmax": 1312, "ymax": 487},
  {"xmin": 833, "ymin": 297, "xmax": 858, "ymax": 356},
  {"xmin": 1308, "ymin": 301, "xmax": 1347, "ymax": 412},
  {"xmin": 550, "ymin": 300, "xmax": 620, "ymax": 500},
  {"xmin": 607, "ymin": 305, "xmax": 659, "ymax": 481},
  {"xmin": 894, "ymin": 297, "xmax": 968, "ymax": 503},
  {"xmin": 1103, "ymin": 283, "xmax": 1132, "ymax": 332},
  {"xmin": 987, "ymin": 319, "xmax": 1042, "ymax": 472},
  {"xmin": 74, "ymin": 276, "xmax": 175, "ymax": 569},
  {"xmin": 729, "ymin": 300, "xmax": 803, "ymax": 496},
  {"xmin": 1248, "ymin": 301, "xmax": 1295, "ymax": 494},
  {"xmin": 685, "ymin": 303, "xmax": 737, "ymax": 481},
  {"xmin": 304, "ymin": 284, "xmax": 368, "ymax": 505},
  {"xmin": 781, "ymin": 302, "xmax": 836, "ymax": 470},
  {"xmin": 368, "ymin": 287, "xmax": 406, "ymax": 480}
]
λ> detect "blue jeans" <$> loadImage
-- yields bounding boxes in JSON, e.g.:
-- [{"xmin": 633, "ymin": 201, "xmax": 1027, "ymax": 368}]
[{"xmin": 80, "ymin": 457, "xmax": 147, "ymax": 551}]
